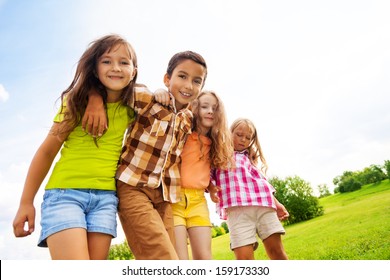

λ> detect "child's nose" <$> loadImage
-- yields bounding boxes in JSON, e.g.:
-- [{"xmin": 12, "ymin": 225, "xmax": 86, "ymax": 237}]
[
  {"xmin": 184, "ymin": 80, "xmax": 193, "ymax": 90},
  {"xmin": 112, "ymin": 62, "xmax": 121, "ymax": 71}
]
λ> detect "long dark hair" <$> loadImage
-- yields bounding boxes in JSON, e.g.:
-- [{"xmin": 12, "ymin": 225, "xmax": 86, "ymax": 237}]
[{"xmin": 57, "ymin": 34, "xmax": 138, "ymax": 135}]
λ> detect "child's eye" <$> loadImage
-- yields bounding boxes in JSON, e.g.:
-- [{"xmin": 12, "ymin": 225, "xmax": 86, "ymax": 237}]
[
  {"xmin": 194, "ymin": 79, "xmax": 202, "ymax": 85},
  {"xmin": 178, "ymin": 74, "xmax": 186, "ymax": 79},
  {"xmin": 121, "ymin": 61, "xmax": 130, "ymax": 65},
  {"xmin": 102, "ymin": 60, "xmax": 110, "ymax": 64}
]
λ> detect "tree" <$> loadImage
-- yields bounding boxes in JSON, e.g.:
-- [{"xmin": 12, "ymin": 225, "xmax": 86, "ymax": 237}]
[
  {"xmin": 333, "ymin": 170, "xmax": 362, "ymax": 193},
  {"xmin": 333, "ymin": 162, "xmax": 388, "ymax": 193},
  {"xmin": 269, "ymin": 175, "xmax": 323, "ymax": 225},
  {"xmin": 384, "ymin": 160, "xmax": 390, "ymax": 179},
  {"xmin": 338, "ymin": 176, "xmax": 362, "ymax": 193},
  {"xmin": 317, "ymin": 184, "xmax": 331, "ymax": 198},
  {"xmin": 357, "ymin": 165, "xmax": 386, "ymax": 185}
]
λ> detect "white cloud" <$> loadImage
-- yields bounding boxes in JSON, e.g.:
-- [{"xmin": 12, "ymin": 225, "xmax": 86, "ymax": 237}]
[{"xmin": 0, "ymin": 84, "xmax": 9, "ymax": 102}]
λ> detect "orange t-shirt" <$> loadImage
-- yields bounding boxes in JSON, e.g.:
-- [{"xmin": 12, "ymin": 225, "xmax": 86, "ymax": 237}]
[{"xmin": 180, "ymin": 132, "xmax": 211, "ymax": 189}]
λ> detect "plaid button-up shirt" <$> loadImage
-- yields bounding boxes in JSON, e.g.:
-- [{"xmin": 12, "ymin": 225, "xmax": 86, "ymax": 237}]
[
  {"xmin": 212, "ymin": 150, "xmax": 276, "ymax": 220},
  {"xmin": 116, "ymin": 86, "xmax": 193, "ymax": 203}
]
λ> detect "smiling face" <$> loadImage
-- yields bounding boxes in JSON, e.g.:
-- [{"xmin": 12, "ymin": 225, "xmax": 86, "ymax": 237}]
[
  {"xmin": 197, "ymin": 93, "xmax": 218, "ymax": 135},
  {"xmin": 96, "ymin": 43, "xmax": 136, "ymax": 102},
  {"xmin": 163, "ymin": 59, "xmax": 206, "ymax": 110}
]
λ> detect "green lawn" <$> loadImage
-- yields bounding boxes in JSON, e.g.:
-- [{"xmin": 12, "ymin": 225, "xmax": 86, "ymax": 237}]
[{"xmin": 211, "ymin": 179, "xmax": 390, "ymax": 260}]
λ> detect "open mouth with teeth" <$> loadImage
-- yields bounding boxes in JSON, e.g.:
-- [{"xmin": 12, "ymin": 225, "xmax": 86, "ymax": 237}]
[{"xmin": 180, "ymin": 91, "xmax": 192, "ymax": 97}]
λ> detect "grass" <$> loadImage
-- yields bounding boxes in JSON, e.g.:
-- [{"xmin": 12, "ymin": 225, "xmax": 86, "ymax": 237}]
[{"xmin": 211, "ymin": 179, "xmax": 390, "ymax": 260}]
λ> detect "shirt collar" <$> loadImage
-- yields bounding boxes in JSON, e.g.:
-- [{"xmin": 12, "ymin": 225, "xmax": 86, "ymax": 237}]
[
  {"xmin": 168, "ymin": 92, "xmax": 192, "ymax": 113},
  {"xmin": 236, "ymin": 149, "xmax": 249, "ymax": 155},
  {"xmin": 168, "ymin": 92, "xmax": 177, "ymax": 113}
]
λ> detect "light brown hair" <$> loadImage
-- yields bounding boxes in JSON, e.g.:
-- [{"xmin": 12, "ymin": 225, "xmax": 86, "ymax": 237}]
[{"xmin": 191, "ymin": 90, "xmax": 234, "ymax": 169}]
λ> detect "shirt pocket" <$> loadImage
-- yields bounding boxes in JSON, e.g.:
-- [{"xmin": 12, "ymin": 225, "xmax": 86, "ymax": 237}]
[{"xmin": 145, "ymin": 104, "xmax": 171, "ymax": 137}]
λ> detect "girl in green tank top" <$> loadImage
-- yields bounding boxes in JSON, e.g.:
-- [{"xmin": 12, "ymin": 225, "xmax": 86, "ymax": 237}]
[{"xmin": 13, "ymin": 34, "xmax": 138, "ymax": 260}]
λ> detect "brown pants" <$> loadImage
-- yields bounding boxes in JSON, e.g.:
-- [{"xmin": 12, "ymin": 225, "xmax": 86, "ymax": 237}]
[{"xmin": 117, "ymin": 180, "xmax": 178, "ymax": 260}]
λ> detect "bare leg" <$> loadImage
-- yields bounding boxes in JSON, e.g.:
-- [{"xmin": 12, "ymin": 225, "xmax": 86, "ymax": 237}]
[
  {"xmin": 187, "ymin": 226, "xmax": 212, "ymax": 260},
  {"xmin": 174, "ymin": 225, "xmax": 190, "ymax": 260},
  {"xmin": 87, "ymin": 232, "xmax": 112, "ymax": 260},
  {"xmin": 233, "ymin": 244, "xmax": 255, "ymax": 260},
  {"xmin": 47, "ymin": 228, "xmax": 89, "ymax": 260},
  {"xmin": 263, "ymin": 233, "xmax": 288, "ymax": 260}
]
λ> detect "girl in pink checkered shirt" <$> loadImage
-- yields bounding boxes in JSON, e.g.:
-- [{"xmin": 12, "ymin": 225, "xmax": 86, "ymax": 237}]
[{"xmin": 212, "ymin": 118, "xmax": 289, "ymax": 260}]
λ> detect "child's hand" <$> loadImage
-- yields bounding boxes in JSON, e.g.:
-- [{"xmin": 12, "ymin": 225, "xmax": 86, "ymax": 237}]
[
  {"xmin": 82, "ymin": 93, "xmax": 107, "ymax": 137},
  {"xmin": 275, "ymin": 201, "xmax": 289, "ymax": 221},
  {"xmin": 207, "ymin": 183, "xmax": 221, "ymax": 203},
  {"xmin": 154, "ymin": 88, "xmax": 172, "ymax": 106},
  {"xmin": 13, "ymin": 204, "xmax": 36, "ymax": 237}
]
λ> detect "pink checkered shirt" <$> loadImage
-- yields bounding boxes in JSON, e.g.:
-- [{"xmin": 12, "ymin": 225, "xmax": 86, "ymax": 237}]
[{"xmin": 212, "ymin": 150, "xmax": 276, "ymax": 220}]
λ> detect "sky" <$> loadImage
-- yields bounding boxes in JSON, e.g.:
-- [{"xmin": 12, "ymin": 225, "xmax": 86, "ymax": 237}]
[{"xmin": 0, "ymin": 0, "xmax": 389, "ymax": 260}]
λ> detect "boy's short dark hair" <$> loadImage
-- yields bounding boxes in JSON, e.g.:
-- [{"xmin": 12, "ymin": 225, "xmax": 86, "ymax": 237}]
[{"xmin": 166, "ymin": 51, "xmax": 208, "ymax": 84}]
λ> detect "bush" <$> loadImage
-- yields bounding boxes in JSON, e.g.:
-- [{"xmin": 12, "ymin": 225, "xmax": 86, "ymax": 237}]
[
  {"xmin": 211, "ymin": 225, "xmax": 226, "ymax": 238},
  {"xmin": 108, "ymin": 240, "xmax": 134, "ymax": 260},
  {"xmin": 357, "ymin": 165, "xmax": 386, "ymax": 185},
  {"xmin": 338, "ymin": 176, "xmax": 362, "ymax": 193},
  {"xmin": 221, "ymin": 222, "xmax": 229, "ymax": 233},
  {"xmin": 333, "ymin": 161, "xmax": 389, "ymax": 193},
  {"xmin": 269, "ymin": 175, "xmax": 324, "ymax": 225}
]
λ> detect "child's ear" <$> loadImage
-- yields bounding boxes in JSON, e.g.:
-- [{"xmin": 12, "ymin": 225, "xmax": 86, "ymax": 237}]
[
  {"xmin": 163, "ymin": 73, "xmax": 170, "ymax": 87},
  {"xmin": 131, "ymin": 67, "xmax": 137, "ymax": 80}
]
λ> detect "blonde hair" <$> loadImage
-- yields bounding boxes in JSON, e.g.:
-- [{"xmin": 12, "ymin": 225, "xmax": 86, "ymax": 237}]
[
  {"xmin": 230, "ymin": 118, "xmax": 268, "ymax": 175},
  {"xmin": 191, "ymin": 90, "xmax": 234, "ymax": 170}
]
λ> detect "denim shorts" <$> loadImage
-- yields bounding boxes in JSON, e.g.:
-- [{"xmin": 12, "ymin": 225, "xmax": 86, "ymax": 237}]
[{"xmin": 38, "ymin": 189, "xmax": 118, "ymax": 247}]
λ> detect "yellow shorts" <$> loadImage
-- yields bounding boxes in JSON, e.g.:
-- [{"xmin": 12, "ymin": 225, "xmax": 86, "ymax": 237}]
[{"xmin": 172, "ymin": 188, "xmax": 212, "ymax": 228}]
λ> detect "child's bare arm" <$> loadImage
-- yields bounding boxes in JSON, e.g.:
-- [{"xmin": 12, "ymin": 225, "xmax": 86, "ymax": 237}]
[
  {"xmin": 82, "ymin": 91, "xmax": 107, "ymax": 137},
  {"xmin": 13, "ymin": 123, "xmax": 65, "ymax": 237},
  {"xmin": 207, "ymin": 182, "xmax": 221, "ymax": 203},
  {"xmin": 274, "ymin": 196, "xmax": 289, "ymax": 221}
]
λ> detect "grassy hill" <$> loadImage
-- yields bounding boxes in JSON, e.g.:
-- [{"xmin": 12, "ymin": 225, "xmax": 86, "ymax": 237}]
[{"xmin": 211, "ymin": 179, "xmax": 390, "ymax": 260}]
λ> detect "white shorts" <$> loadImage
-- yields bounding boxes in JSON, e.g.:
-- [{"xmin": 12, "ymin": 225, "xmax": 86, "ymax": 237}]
[{"xmin": 227, "ymin": 206, "xmax": 285, "ymax": 250}]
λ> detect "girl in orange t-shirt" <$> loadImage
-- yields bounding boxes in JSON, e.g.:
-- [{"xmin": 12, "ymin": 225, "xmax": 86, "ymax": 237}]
[{"xmin": 172, "ymin": 90, "xmax": 234, "ymax": 259}]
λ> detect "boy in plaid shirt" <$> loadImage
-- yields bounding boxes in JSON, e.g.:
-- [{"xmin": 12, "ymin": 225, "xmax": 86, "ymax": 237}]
[{"xmin": 85, "ymin": 51, "xmax": 207, "ymax": 259}]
